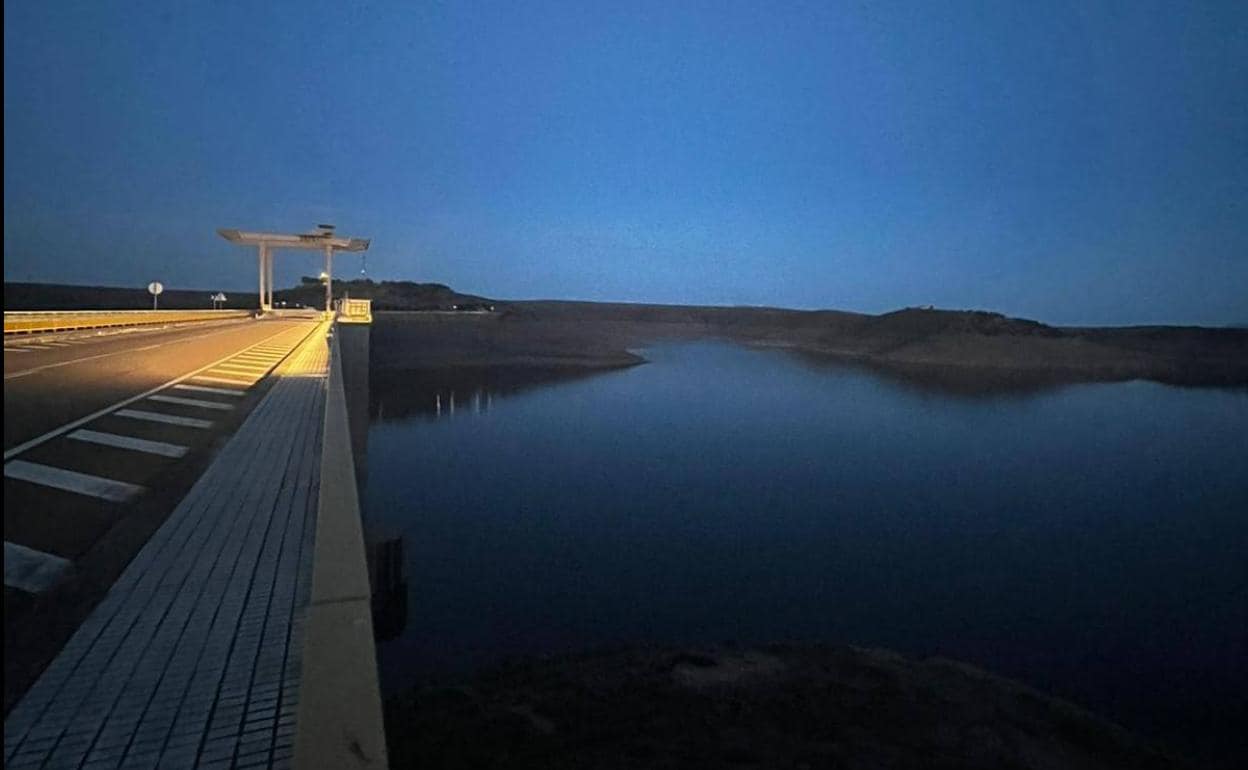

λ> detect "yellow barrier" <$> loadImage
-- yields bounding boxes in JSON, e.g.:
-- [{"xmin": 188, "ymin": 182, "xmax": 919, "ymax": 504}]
[
  {"xmin": 4, "ymin": 310, "xmax": 252, "ymax": 335},
  {"xmin": 335, "ymin": 298, "xmax": 373, "ymax": 325}
]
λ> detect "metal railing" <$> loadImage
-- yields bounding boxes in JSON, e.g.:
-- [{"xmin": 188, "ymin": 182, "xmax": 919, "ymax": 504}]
[{"xmin": 3, "ymin": 309, "xmax": 251, "ymax": 335}]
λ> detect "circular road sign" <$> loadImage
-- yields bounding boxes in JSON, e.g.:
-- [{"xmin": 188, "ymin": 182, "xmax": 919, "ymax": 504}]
[{"xmin": 148, "ymin": 281, "xmax": 164, "ymax": 295}]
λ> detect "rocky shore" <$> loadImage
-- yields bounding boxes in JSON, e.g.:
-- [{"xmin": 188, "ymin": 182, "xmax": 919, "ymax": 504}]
[{"xmin": 384, "ymin": 644, "xmax": 1195, "ymax": 769}]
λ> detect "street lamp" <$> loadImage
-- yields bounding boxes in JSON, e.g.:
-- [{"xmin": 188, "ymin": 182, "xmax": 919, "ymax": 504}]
[{"xmin": 319, "ymin": 271, "xmax": 331, "ymax": 314}]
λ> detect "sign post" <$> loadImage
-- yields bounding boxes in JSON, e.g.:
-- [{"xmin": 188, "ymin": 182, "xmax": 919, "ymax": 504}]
[{"xmin": 148, "ymin": 281, "xmax": 164, "ymax": 310}]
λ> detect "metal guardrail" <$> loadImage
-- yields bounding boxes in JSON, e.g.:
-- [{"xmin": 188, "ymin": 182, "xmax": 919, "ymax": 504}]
[
  {"xmin": 3, "ymin": 309, "xmax": 252, "ymax": 335},
  {"xmin": 294, "ymin": 324, "xmax": 388, "ymax": 769}
]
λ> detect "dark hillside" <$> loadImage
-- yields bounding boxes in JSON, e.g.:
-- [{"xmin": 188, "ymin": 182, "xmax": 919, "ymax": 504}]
[
  {"xmin": 3, "ymin": 279, "xmax": 493, "ymax": 313},
  {"xmin": 4, "ymin": 282, "xmax": 260, "ymax": 311},
  {"xmin": 277, "ymin": 278, "xmax": 494, "ymax": 311}
]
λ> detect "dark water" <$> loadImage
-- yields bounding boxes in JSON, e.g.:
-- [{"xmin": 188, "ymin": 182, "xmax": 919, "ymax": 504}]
[{"xmin": 364, "ymin": 342, "xmax": 1247, "ymax": 761}]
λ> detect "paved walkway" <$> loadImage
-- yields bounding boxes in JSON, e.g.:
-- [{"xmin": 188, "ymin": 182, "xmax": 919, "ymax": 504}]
[{"xmin": 5, "ymin": 326, "xmax": 330, "ymax": 770}]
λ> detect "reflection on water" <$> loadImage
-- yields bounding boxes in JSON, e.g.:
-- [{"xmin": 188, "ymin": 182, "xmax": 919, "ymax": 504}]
[
  {"xmin": 365, "ymin": 341, "xmax": 1248, "ymax": 764},
  {"xmin": 431, "ymin": 388, "xmax": 495, "ymax": 417},
  {"xmin": 370, "ymin": 366, "xmax": 608, "ymax": 423},
  {"xmin": 792, "ymin": 349, "xmax": 1248, "ymax": 399}
]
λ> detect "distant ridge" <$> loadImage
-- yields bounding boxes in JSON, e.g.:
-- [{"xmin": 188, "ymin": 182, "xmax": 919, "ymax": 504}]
[{"xmin": 3, "ymin": 279, "xmax": 492, "ymax": 312}]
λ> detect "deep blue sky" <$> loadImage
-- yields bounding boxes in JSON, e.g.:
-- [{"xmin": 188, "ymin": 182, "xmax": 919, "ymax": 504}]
[{"xmin": 5, "ymin": 1, "xmax": 1246, "ymax": 325}]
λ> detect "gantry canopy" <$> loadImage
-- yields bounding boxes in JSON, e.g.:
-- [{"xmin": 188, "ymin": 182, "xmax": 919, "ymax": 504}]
[{"xmin": 216, "ymin": 229, "xmax": 370, "ymax": 252}]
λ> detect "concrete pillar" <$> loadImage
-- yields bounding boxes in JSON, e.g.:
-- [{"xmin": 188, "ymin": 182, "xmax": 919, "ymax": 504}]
[{"xmin": 267, "ymin": 249, "xmax": 275, "ymax": 309}]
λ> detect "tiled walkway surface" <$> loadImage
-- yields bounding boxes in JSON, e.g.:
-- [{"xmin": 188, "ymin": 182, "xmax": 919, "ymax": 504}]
[{"xmin": 5, "ymin": 329, "xmax": 330, "ymax": 769}]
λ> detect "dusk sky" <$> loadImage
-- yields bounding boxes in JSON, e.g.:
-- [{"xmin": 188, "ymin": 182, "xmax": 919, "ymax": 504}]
[{"xmin": 4, "ymin": 1, "xmax": 1246, "ymax": 325}]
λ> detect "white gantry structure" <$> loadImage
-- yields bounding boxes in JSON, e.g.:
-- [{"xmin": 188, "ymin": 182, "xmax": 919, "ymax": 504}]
[{"xmin": 217, "ymin": 226, "xmax": 370, "ymax": 313}]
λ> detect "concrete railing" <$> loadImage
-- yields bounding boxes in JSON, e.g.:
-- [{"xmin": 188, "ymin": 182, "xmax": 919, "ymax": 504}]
[
  {"xmin": 3, "ymin": 309, "xmax": 251, "ymax": 335},
  {"xmin": 294, "ymin": 324, "xmax": 389, "ymax": 769}
]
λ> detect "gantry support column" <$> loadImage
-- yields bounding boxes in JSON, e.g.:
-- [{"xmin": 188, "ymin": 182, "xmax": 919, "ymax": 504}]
[
  {"xmin": 257, "ymin": 244, "xmax": 269, "ymax": 312},
  {"xmin": 324, "ymin": 243, "xmax": 334, "ymax": 314},
  {"xmin": 267, "ymin": 248, "xmax": 275, "ymax": 309}
]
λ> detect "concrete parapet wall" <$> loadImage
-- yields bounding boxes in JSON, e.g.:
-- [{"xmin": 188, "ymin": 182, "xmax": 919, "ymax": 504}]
[{"xmin": 294, "ymin": 325, "xmax": 389, "ymax": 769}]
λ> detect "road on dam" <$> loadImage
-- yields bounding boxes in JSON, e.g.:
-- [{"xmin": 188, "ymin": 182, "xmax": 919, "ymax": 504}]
[{"xmin": 3, "ymin": 315, "xmax": 320, "ymax": 710}]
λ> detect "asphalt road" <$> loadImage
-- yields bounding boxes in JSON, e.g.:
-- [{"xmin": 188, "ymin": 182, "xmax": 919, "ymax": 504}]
[
  {"xmin": 3, "ymin": 315, "xmax": 322, "ymax": 711},
  {"xmin": 4, "ymin": 317, "xmax": 315, "ymax": 451}
]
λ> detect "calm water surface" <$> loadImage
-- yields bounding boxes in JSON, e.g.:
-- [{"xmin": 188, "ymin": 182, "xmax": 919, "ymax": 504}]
[{"xmin": 364, "ymin": 342, "xmax": 1247, "ymax": 759}]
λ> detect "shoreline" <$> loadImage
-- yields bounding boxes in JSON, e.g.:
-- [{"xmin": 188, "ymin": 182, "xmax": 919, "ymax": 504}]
[
  {"xmin": 8, "ymin": 282, "xmax": 1244, "ymax": 388},
  {"xmin": 370, "ymin": 305, "xmax": 1248, "ymax": 391}
]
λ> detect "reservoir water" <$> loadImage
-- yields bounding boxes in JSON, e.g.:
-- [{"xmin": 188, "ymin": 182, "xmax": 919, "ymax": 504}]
[{"xmin": 363, "ymin": 341, "xmax": 1247, "ymax": 761}]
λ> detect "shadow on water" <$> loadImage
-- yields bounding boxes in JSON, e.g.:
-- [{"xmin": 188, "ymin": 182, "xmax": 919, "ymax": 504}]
[
  {"xmin": 788, "ymin": 349, "xmax": 1248, "ymax": 399},
  {"xmin": 368, "ymin": 364, "xmax": 620, "ymax": 422},
  {"xmin": 787, "ymin": 351, "xmax": 1095, "ymax": 399}
]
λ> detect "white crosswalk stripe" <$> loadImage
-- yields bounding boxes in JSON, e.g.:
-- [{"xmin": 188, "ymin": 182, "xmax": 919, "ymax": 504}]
[
  {"xmin": 68, "ymin": 429, "xmax": 189, "ymax": 458},
  {"xmin": 193, "ymin": 374, "xmax": 256, "ymax": 386},
  {"xmin": 4, "ymin": 541, "xmax": 73, "ymax": 593},
  {"xmin": 115, "ymin": 409, "xmax": 213, "ymax": 429},
  {"xmin": 215, "ymin": 362, "xmax": 270, "ymax": 372},
  {"xmin": 5, "ymin": 460, "xmax": 145, "ymax": 502},
  {"xmin": 173, "ymin": 384, "xmax": 246, "ymax": 397},
  {"xmin": 147, "ymin": 394, "xmax": 235, "ymax": 411}
]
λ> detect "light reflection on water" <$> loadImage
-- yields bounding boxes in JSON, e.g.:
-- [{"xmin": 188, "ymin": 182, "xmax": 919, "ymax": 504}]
[
  {"xmin": 429, "ymin": 388, "xmax": 491, "ymax": 418},
  {"xmin": 370, "ymin": 365, "xmax": 604, "ymax": 424},
  {"xmin": 364, "ymin": 341, "xmax": 1248, "ymax": 762}
]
